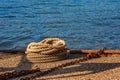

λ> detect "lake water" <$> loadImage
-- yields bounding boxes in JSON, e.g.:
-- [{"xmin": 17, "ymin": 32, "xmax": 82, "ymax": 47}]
[{"xmin": 0, "ymin": 0, "xmax": 120, "ymax": 50}]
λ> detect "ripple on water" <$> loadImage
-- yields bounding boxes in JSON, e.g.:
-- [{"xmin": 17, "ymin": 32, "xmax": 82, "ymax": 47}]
[{"xmin": 0, "ymin": 0, "xmax": 120, "ymax": 50}]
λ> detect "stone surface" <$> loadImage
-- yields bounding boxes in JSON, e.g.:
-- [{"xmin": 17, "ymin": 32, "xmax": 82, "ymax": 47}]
[{"xmin": 0, "ymin": 54, "xmax": 120, "ymax": 80}]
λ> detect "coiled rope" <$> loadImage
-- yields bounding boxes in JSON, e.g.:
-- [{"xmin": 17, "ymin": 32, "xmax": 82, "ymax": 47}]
[{"xmin": 25, "ymin": 38, "xmax": 68, "ymax": 63}]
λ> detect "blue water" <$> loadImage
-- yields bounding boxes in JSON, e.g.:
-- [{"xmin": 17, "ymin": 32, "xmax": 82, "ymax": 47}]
[{"xmin": 0, "ymin": 0, "xmax": 120, "ymax": 50}]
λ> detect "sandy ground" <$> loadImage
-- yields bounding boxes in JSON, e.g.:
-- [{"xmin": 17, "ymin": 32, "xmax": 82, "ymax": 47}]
[{"xmin": 0, "ymin": 53, "xmax": 120, "ymax": 80}]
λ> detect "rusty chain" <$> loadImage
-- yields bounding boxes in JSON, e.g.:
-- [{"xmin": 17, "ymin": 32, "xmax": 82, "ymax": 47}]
[
  {"xmin": 0, "ymin": 48, "xmax": 105, "ymax": 80},
  {"xmin": 0, "ymin": 68, "xmax": 41, "ymax": 80}
]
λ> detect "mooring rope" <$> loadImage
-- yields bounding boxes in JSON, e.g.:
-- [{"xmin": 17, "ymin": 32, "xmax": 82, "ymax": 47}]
[{"xmin": 25, "ymin": 38, "xmax": 68, "ymax": 63}]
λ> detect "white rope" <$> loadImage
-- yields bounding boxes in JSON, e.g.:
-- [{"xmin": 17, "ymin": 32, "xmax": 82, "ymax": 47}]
[{"xmin": 25, "ymin": 38, "xmax": 68, "ymax": 63}]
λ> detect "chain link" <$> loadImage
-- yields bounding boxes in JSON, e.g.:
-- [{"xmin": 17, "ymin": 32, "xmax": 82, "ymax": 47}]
[{"xmin": 0, "ymin": 68, "xmax": 40, "ymax": 80}]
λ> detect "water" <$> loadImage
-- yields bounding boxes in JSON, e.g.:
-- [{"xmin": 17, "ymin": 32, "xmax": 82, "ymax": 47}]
[{"xmin": 0, "ymin": 0, "xmax": 120, "ymax": 50}]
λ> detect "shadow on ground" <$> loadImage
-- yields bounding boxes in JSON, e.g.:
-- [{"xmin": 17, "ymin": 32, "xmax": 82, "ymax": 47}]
[
  {"xmin": 38, "ymin": 53, "xmax": 120, "ymax": 80},
  {"xmin": 0, "ymin": 54, "xmax": 32, "ymax": 72},
  {"xmin": 40, "ymin": 62, "xmax": 120, "ymax": 80}
]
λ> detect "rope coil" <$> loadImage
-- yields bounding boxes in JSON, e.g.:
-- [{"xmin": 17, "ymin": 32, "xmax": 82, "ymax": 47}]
[{"xmin": 25, "ymin": 38, "xmax": 68, "ymax": 63}]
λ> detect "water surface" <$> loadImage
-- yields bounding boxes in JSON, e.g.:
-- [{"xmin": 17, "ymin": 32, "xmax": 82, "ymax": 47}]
[{"xmin": 0, "ymin": 0, "xmax": 120, "ymax": 50}]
